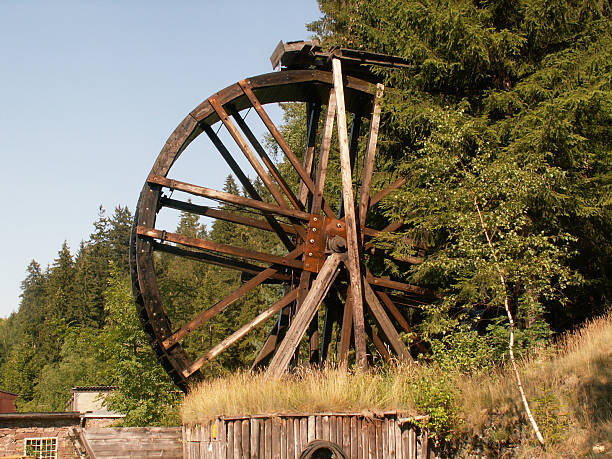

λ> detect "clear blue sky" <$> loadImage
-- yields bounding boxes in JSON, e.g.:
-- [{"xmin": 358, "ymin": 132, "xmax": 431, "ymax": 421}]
[{"xmin": 0, "ymin": 1, "xmax": 321, "ymax": 317}]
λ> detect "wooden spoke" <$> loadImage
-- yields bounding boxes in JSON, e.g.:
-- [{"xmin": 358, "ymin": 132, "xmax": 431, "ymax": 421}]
[
  {"xmin": 228, "ymin": 104, "xmax": 302, "ymax": 211},
  {"xmin": 161, "ymin": 246, "xmax": 303, "ymax": 349},
  {"xmin": 182, "ymin": 289, "xmax": 299, "ymax": 377},
  {"xmin": 370, "ymin": 177, "xmax": 406, "ymax": 207},
  {"xmin": 338, "ymin": 286, "xmax": 354, "ymax": 370},
  {"xmin": 338, "ymin": 114, "xmax": 363, "ymax": 219},
  {"xmin": 362, "ymin": 278, "xmax": 413, "ymax": 363},
  {"xmin": 137, "ymin": 227, "xmax": 303, "ymax": 270},
  {"xmin": 364, "ymin": 321, "xmax": 392, "ymax": 363},
  {"xmin": 238, "ymin": 79, "xmax": 335, "ymax": 217},
  {"xmin": 209, "ymin": 97, "xmax": 291, "ymax": 209},
  {"xmin": 266, "ymin": 253, "xmax": 344, "ymax": 378},
  {"xmin": 298, "ymin": 103, "xmax": 321, "ymax": 206},
  {"xmin": 148, "ymin": 175, "xmax": 311, "ymax": 221},
  {"xmin": 376, "ymin": 290, "xmax": 428, "ymax": 354},
  {"xmin": 358, "ymin": 83, "xmax": 384, "ymax": 229},
  {"xmin": 333, "ymin": 57, "xmax": 367, "ymax": 368},
  {"xmin": 203, "ymin": 124, "xmax": 302, "ymax": 247},
  {"xmin": 365, "ymin": 272, "xmax": 433, "ymax": 297},
  {"xmin": 160, "ymin": 196, "xmax": 299, "ymax": 237},
  {"xmin": 151, "ymin": 241, "xmax": 291, "ymax": 282}
]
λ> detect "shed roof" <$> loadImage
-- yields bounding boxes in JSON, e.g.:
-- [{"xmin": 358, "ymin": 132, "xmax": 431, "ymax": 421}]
[{"xmin": 71, "ymin": 386, "xmax": 118, "ymax": 392}]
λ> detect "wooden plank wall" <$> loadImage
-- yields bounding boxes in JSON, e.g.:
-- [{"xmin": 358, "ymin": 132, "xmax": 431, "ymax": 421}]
[
  {"xmin": 81, "ymin": 427, "xmax": 182, "ymax": 458},
  {"xmin": 183, "ymin": 413, "xmax": 436, "ymax": 459}
]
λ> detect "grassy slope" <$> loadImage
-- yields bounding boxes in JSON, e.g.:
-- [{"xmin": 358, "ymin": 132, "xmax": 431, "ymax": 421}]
[{"xmin": 182, "ymin": 314, "xmax": 611, "ymax": 457}]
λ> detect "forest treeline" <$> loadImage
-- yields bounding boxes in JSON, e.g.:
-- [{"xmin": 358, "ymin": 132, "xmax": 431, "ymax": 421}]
[{"xmin": 1, "ymin": 0, "xmax": 610, "ymax": 433}]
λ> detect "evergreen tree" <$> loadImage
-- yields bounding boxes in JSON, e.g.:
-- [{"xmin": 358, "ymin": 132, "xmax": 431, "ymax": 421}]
[{"xmin": 310, "ymin": 0, "xmax": 611, "ymax": 365}]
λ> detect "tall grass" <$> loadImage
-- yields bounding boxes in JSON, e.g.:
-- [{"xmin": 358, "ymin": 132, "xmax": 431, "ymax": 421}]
[{"xmin": 182, "ymin": 313, "xmax": 611, "ymax": 456}]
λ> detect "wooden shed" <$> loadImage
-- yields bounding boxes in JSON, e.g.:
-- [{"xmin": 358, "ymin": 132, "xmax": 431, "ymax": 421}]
[
  {"xmin": 183, "ymin": 412, "xmax": 436, "ymax": 458},
  {"xmin": 0, "ymin": 390, "xmax": 17, "ymax": 413}
]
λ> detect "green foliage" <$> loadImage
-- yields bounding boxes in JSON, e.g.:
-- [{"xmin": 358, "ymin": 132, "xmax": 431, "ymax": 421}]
[
  {"xmin": 412, "ymin": 370, "xmax": 461, "ymax": 440},
  {"xmin": 311, "ymin": 0, "xmax": 611, "ymax": 371},
  {"xmin": 97, "ymin": 267, "xmax": 181, "ymax": 426}
]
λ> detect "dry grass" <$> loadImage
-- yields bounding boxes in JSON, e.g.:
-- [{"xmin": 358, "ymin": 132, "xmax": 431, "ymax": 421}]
[
  {"xmin": 182, "ymin": 366, "xmax": 421, "ymax": 425},
  {"xmin": 182, "ymin": 313, "xmax": 611, "ymax": 456}
]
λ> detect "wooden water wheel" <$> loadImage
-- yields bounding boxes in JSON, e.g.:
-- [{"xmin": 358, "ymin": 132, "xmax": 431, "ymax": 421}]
[{"xmin": 130, "ymin": 41, "xmax": 433, "ymax": 391}]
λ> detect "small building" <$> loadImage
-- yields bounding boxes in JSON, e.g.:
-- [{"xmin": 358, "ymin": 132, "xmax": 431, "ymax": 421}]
[
  {"xmin": 0, "ymin": 390, "xmax": 17, "ymax": 413},
  {"xmin": 66, "ymin": 386, "xmax": 124, "ymax": 427},
  {"xmin": 0, "ymin": 412, "xmax": 81, "ymax": 458}
]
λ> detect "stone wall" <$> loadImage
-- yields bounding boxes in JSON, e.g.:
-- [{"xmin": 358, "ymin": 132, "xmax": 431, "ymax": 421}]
[{"xmin": 0, "ymin": 413, "xmax": 80, "ymax": 458}]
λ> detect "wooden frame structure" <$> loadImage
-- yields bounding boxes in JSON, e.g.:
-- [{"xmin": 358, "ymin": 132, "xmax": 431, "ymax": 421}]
[{"xmin": 130, "ymin": 42, "xmax": 432, "ymax": 390}]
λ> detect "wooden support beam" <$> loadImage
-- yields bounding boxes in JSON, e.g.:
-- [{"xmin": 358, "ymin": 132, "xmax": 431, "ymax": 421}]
[
  {"xmin": 209, "ymin": 97, "xmax": 292, "ymax": 210},
  {"xmin": 229, "ymin": 104, "xmax": 303, "ymax": 211},
  {"xmin": 338, "ymin": 286, "xmax": 353, "ymax": 370},
  {"xmin": 151, "ymin": 241, "xmax": 290, "ymax": 281},
  {"xmin": 182, "ymin": 289, "xmax": 299, "ymax": 377},
  {"xmin": 161, "ymin": 246, "xmax": 303, "ymax": 348},
  {"xmin": 238, "ymin": 79, "xmax": 335, "ymax": 217},
  {"xmin": 338, "ymin": 114, "xmax": 362, "ymax": 219},
  {"xmin": 203, "ymin": 124, "xmax": 299, "ymax": 248},
  {"xmin": 311, "ymin": 89, "xmax": 337, "ymax": 215},
  {"xmin": 365, "ymin": 272, "xmax": 433, "ymax": 297},
  {"xmin": 369, "ymin": 177, "xmax": 406, "ymax": 207},
  {"xmin": 266, "ymin": 253, "xmax": 343, "ymax": 378},
  {"xmin": 160, "ymin": 196, "xmax": 299, "ymax": 237},
  {"xmin": 376, "ymin": 290, "xmax": 428, "ymax": 354},
  {"xmin": 364, "ymin": 321, "xmax": 392, "ymax": 363},
  {"xmin": 137, "ymin": 227, "xmax": 303, "ymax": 270},
  {"xmin": 363, "ymin": 278, "xmax": 413, "ymax": 363},
  {"xmin": 148, "ymin": 175, "xmax": 311, "ymax": 221},
  {"xmin": 298, "ymin": 103, "xmax": 321, "ymax": 206},
  {"xmin": 358, "ymin": 83, "xmax": 384, "ymax": 229},
  {"xmin": 333, "ymin": 57, "xmax": 367, "ymax": 369}
]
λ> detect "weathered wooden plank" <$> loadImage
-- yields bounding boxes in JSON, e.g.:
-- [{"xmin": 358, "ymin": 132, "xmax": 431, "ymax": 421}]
[
  {"xmin": 266, "ymin": 254, "xmax": 343, "ymax": 378},
  {"xmin": 350, "ymin": 416, "xmax": 358, "ymax": 459},
  {"xmin": 280, "ymin": 418, "xmax": 287, "ymax": 459},
  {"xmin": 251, "ymin": 418, "xmax": 259, "ymax": 459},
  {"xmin": 139, "ymin": 227, "xmax": 303, "ymax": 272},
  {"xmin": 161, "ymin": 246, "xmax": 301, "ymax": 351},
  {"xmin": 238, "ymin": 79, "xmax": 335, "ymax": 218},
  {"xmin": 368, "ymin": 420, "xmax": 375, "ymax": 459},
  {"xmin": 286, "ymin": 418, "xmax": 295, "ymax": 459},
  {"xmin": 395, "ymin": 420, "xmax": 402, "ymax": 459},
  {"xmin": 401, "ymin": 426, "xmax": 410, "ymax": 459},
  {"xmin": 307, "ymin": 416, "xmax": 315, "ymax": 443},
  {"xmin": 369, "ymin": 177, "xmax": 407, "ymax": 207},
  {"xmin": 300, "ymin": 417, "xmax": 308, "ymax": 455},
  {"xmin": 298, "ymin": 103, "xmax": 320, "ymax": 206},
  {"xmin": 376, "ymin": 419, "xmax": 383, "ymax": 459},
  {"xmin": 365, "ymin": 273, "xmax": 432, "ymax": 297},
  {"xmin": 322, "ymin": 415, "xmax": 329, "ymax": 441},
  {"xmin": 311, "ymin": 89, "xmax": 337, "ymax": 214},
  {"xmin": 265, "ymin": 419, "xmax": 272, "ymax": 459},
  {"xmin": 333, "ymin": 57, "xmax": 367, "ymax": 368},
  {"xmin": 227, "ymin": 421, "xmax": 234, "ymax": 459},
  {"xmin": 272, "ymin": 419, "xmax": 281, "ymax": 459},
  {"xmin": 408, "ymin": 427, "xmax": 416, "ymax": 459},
  {"xmin": 363, "ymin": 278, "xmax": 413, "ymax": 363},
  {"xmin": 358, "ymin": 83, "xmax": 384, "ymax": 229},
  {"xmin": 148, "ymin": 174, "xmax": 311, "ymax": 222},
  {"xmin": 259, "ymin": 418, "xmax": 266, "ymax": 459},
  {"xmin": 186, "ymin": 289, "xmax": 298, "ymax": 375},
  {"xmin": 230, "ymin": 104, "xmax": 302, "ymax": 212},
  {"xmin": 203, "ymin": 123, "xmax": 298, "ymax": 250},
  {"xmin": 330, "ymin": 415, "xmax": 337, "ymax": 447}
]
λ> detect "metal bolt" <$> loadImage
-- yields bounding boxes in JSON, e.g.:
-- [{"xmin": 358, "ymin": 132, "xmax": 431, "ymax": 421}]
[
  {"xmin": 313, "ymin": 217, "xmax": 318, "ymax": 222},
  {"xmin": 337, "ymin": 223, "xmax": 342, "ymax": 228},
  {"xmin": 312, "ymin": 228, "xmax": 317, "ymax": 232},
  {"xmin": 308, "ymin": 252, "xmax": 313, "ymax": 257},
  {"xmin": 306, "ymin": 263, "xmax": 310, "ymax": 268},
  {"xmin": 310, "ymin": 239, "xmax": 315, "ymax": 244}
]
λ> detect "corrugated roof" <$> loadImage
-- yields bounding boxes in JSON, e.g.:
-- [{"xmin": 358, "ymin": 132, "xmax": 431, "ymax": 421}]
[{"xmin": 71, "ymin": 386, "xmax": 118, "ymax": 392}]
